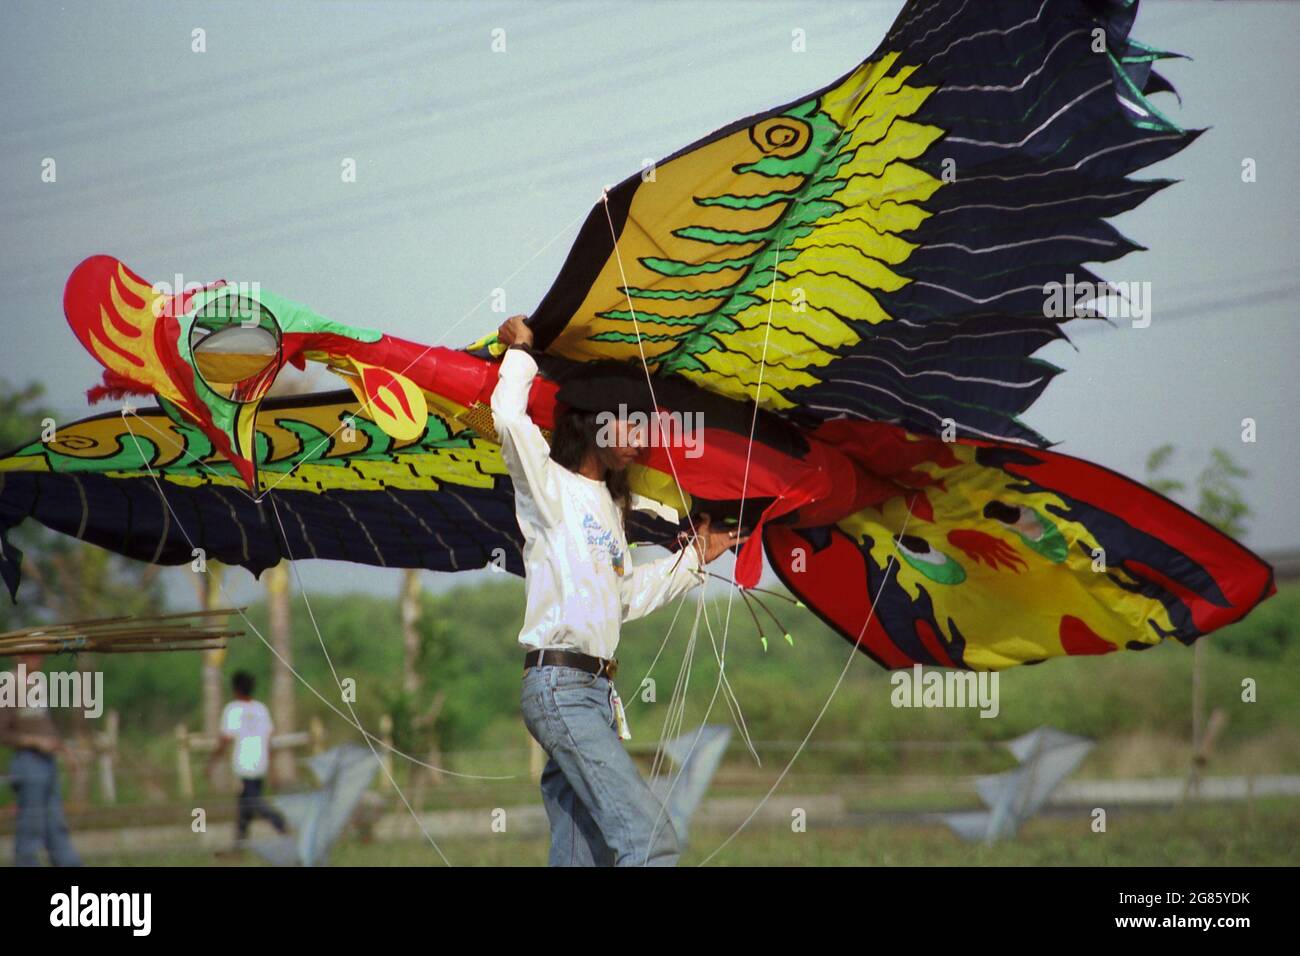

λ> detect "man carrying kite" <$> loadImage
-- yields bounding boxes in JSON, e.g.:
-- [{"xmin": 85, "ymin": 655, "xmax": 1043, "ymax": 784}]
[{"xmin": 492, "ymin": 315, "xmax": 742, "ymax": 866}]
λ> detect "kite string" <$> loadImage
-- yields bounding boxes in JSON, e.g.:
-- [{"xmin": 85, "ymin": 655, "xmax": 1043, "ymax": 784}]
[
  {"xmin": 644, "ymin": 581, "xmax": 762, "ymax": 863},
  {"xmin": 589, "ymin": 203, "xmax": 748, "ymax": 603},
  {"xmin": 266, "ymin": 494, "xmax": 451, "ymax": 865},
  {"xmin": 707, "ymin": 217, "xmax": 786, "ymax": 695},
  {"xmin": 597, "ymin": 195, "xmax": 744, "ymax": 862},
  {"xmin": 599, "ymin": 192, "xmax": 784, "ymax": 860},
  {"xmin": 595, "ymin": 194, "xmax": 707, "ymax": 565},
  {"xmin": 650, "ymin": 595, "xmax": 702, "ymax": 784},
  {"xmin": 622, "ymin": 580, "xmax": 694, "ymax": 715},
  {"xmin": 654, "ymin": 224, "xmax": 788, "ymax": 846},
  {"xmin": 696, "ymin": 499, "xmax": 917, "ymax": 866}
]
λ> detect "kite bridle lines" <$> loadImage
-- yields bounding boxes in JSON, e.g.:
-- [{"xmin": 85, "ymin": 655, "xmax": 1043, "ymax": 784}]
[
  {"xmin": 601, "ymin": 183, "xmax": 917, "ymax": 866},
  {"xmin": 600, "ymin": 189, "xmax": 786, "ymax": 864},
  {"xmin": 267, "ymin": 495, "xmax": 451, "ymax": 864},
  {"xmin": 698, "ymin": 499, "xmax": 917, "ymax": 866}
]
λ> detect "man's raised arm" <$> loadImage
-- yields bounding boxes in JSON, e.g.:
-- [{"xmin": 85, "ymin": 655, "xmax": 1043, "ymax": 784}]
[{"xmin": 490, "ymin": 316, "xmax": 562, "ymax": 528}]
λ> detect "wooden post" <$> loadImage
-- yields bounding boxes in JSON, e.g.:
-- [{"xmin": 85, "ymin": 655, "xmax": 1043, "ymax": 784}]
[
  {"xmin": 379, "ymin": 713, "xmax": 394, "ymax": 790},
  {"xmin": 176, "ymin": 723, "xmax": 193, "ymax": 800},
  {"xmin": 97, "ymin": 710, "xmax": 119, "ymax": 805},
  {"xmin": 400, "ymin": 569, "xmax": 423, "ymax": 696},
  {"xmin": 1188, "ymin": 640, "xmax": 1205, "ymax": 800},
  {"xmin": 266, "ymin": 561, "xmax": 297, "ymax": 786},
  {"xmin": 199, "ymin": 564, "xmax": 227, "ymax": 739},
  {"xmin": 70, "ymin": 732, "xmax": 91, "ymax": 809},
  {"xmin": 1182, "ymin": 702, "xmax": 1228, "ymax": 805},
  {"xmin": 410, "ymin": 691, "xmax": 447, "ymax": 810}
]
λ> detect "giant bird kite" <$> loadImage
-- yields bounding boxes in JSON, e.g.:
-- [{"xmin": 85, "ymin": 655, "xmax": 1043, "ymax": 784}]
[{"xmin": 0, "ymin": 0, "xmax": 1275, "ymax": 671}]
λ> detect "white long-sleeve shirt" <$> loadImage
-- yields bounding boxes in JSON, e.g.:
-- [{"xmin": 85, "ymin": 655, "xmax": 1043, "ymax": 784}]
[{"xmin": 490, "ymin": 347, "xmax": 705, "ymax": 659}]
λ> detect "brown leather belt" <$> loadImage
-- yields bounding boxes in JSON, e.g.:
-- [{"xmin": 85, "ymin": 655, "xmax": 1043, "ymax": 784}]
[{"xmin": 524, "ymin": 648, "xmax": 618, "ymax": 681}]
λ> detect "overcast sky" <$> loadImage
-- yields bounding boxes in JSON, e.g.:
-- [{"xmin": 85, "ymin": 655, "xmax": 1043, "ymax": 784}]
[{"xmin": 1, "ymin": 0, "xmax": 1296, "ymax": 603}]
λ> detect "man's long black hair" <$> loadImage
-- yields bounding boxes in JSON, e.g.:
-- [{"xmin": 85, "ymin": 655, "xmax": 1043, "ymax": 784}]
[{"xmin": 548, "ymin": 405, "xmax": 632, "ymax": 525}]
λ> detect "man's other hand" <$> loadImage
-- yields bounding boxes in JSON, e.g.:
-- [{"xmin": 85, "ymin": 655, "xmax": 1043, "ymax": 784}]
[
  {"xmin": 690, "ymin": 513, "xmax": 749, "ymax": 565},
  {"xmin": 498, "ymin": 315, "xmax": 533, "ymax": 349}
]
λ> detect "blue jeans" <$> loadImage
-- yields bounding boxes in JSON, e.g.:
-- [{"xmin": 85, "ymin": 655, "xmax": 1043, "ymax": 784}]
[
  {"xmin": 521, "ymin": 665, "xmax": 680, "ymax": 867},
  {"xmin": 9, "ymin": 749, "xmax": 81, "ymax": 867},
  {"xmin": 236, "ymin": 777, "xmax": 287, "ymax": 840}
]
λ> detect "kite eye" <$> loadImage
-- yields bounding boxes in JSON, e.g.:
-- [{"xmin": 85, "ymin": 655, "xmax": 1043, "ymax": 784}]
[
  {"xmin": 983, "ymin": 500, "xmax": 1021, "ymax": 525},
  {"xmin": 894, "ymin": 534, "xmax": 966, "ymax": 585},
  {"xmin": 189, "ymin": 295, "xmax": 282, "ymax": 403},
  {"xmin": 983, "ymin": 499, "xmax": 1066, "ymax": 563},
  {"xmin": 896, "ymin": 534, "xmax": 941, "ymax": 564},
  {"xmin": 984, "ymin": 499, "xmax": 1047, "ymax": 542}
]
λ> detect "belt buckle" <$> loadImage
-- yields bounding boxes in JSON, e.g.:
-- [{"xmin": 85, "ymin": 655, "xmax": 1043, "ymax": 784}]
[{"xmin": 605, "ymin": 658, "xmax": 618, "ymax": 681}]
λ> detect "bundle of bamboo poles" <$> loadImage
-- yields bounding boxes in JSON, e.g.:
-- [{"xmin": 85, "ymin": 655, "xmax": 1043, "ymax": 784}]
[{"xmin": 0, "ymin": 608, "xmax": 244, "ymax": 656}]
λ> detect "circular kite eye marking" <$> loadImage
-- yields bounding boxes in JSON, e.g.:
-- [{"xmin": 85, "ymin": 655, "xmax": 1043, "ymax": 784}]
[
  {"xmin": 189, "ymin": 294, "xmax": 282, "ymax": 403},
  {"xmin": 896, "ymin": 534, "xmax": 939, "ymax": 561},
  {"xmin": 982, "ymin": 500, "xmax": 1021, "ymax": 525},
  {"xmin": 894, "ymin": 533, "xmax": 965, "ymax": 585},
  {"xmin": 981, "ymin": 499, "xmax": 1067, "ymax": 564},
  {"xmin": 749, "ymin": 117, "xmax": 812, "ymax": 158}
]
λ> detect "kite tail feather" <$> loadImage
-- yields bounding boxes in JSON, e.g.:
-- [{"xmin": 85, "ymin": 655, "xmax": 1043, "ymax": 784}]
[{"xmin": 86, "ymin": 370, "xmax": 153, "ymax": 405}]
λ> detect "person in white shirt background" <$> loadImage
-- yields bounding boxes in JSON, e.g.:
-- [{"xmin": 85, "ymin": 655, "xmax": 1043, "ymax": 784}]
[
  {"xmin": 208, "ymin": 670, "xmax": 288, "ymax": 848},
  {"xmin": 493, "ymin": 314, "xmax": 745, "ymax": 866}
]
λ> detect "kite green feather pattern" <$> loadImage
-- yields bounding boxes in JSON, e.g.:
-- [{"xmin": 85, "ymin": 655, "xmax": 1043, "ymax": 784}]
[
  {"xmin": 585, "ymin": 77, "xmax": 925, "ymax": 381},
  {"xmin": 32, "ymin": 434, "xmax": 160, "ymax": 473}
]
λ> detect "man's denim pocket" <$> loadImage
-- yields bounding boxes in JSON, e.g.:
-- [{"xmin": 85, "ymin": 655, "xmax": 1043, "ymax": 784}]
[{"xmin": 549, "ymin": 665, "xmax": 602, "ymax": 690}]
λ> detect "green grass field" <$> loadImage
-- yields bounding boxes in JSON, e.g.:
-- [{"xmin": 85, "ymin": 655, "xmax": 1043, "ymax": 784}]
[{"xmin": 83, "ymin": 798, "xmax": 1299, "ymax": 866}]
